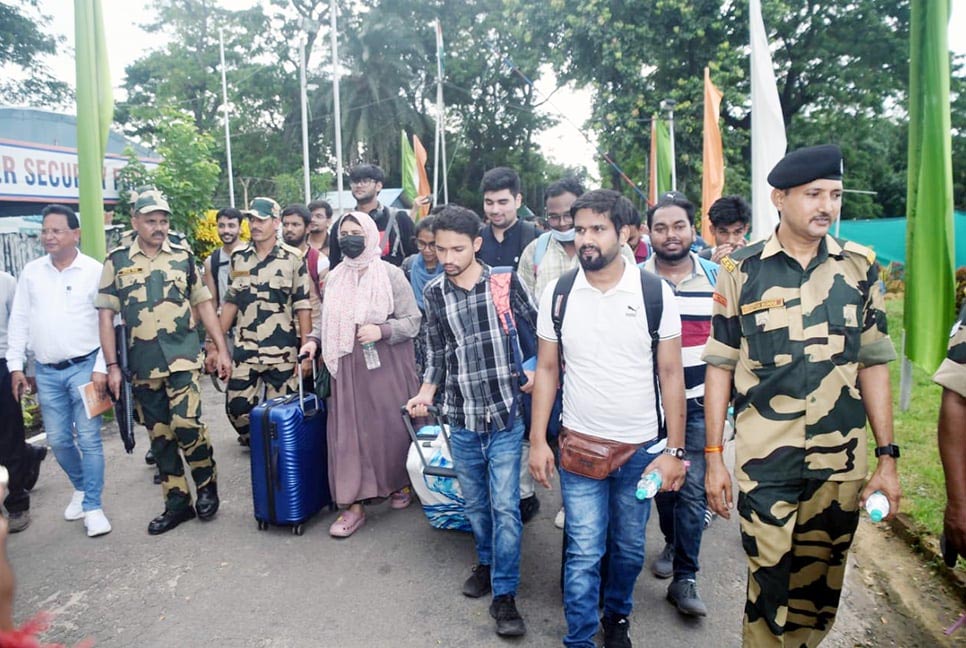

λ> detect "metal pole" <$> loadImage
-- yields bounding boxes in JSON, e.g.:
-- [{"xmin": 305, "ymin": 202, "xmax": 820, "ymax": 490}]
[
  {"xmin": 299, "ymin": 34, "xmax": 310, "ymax": 203},
  {"xmin": 435, "ymin": 20, "xmax": 448, "ymax": 204},
  {"xmin": 668, "ymin": 106, "xmax": 676, "ymax": 191},
  {"xmin": 219, "ymin": 29, "xmax": 235, "ymax": 207},
  {"xmin": 330, "ymin": 0, "xmax": 344, "ymax": 213},
  {"xmin": 432, "ymin": 19, "xmax": 442, "ymax": 205}
]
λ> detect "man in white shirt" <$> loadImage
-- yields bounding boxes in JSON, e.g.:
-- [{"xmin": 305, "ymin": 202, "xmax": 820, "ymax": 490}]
[
  {"xmin": 529, "ymin": 189, "xmax": 687, "ymax": 648},
  {"xmin": 6, "ymin": 205, "xmax": 111, "ymax": 538}
]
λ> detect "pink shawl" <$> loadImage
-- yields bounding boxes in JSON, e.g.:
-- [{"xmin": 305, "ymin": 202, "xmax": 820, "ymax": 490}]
[{"xmin": 321, "ymin": 211, "xmax": 394, "ymax": 376}]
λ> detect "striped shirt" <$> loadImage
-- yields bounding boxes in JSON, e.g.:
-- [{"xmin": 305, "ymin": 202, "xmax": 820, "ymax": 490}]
[
  {"xmin": 645, "ymin": 252, "xmax": 716, "ymax": 399},
  {"xmin": 422, "ymin": 263, "xmax": 537, "ymax": 432}
]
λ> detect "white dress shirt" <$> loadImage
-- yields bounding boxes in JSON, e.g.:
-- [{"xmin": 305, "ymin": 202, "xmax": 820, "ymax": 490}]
[{"xmin": 6, "ymin": 249, "xmax": 106, "ymax": 373}]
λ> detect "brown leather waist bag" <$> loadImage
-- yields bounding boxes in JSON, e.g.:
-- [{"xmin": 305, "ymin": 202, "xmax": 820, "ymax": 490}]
[{"xmin": 558, "ymin": 427, "xmax": 642, "ymax": 480}]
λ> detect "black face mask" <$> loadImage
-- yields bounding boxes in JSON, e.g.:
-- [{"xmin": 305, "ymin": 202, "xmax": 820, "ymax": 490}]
[{"xmin": 340, "ymin": 235, "xmax": 366, "ymax": 259}]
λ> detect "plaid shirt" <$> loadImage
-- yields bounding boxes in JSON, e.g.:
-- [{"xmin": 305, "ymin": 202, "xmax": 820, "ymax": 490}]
[{"xmin": 422, "ymin": 263, "xmax": 537, "ymax": 432}]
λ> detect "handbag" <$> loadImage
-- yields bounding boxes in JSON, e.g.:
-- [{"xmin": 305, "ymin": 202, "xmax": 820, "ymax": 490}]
[
  {"xmin": 558, "ymin": 427, "xmax": 641, "ymax": 480},
  {"xmin": 314, "ymin": 359, "xmax": 331, "ymax": 400}
]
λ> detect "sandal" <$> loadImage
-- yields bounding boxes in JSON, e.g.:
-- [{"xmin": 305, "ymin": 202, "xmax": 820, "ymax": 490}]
[
  {"xmin": 329, "ymin": 509, "xmax": 366, "ymax": 537},
  {"xmin": 390, "ymin": 487, "xmax": 413, "ymax": 510}
]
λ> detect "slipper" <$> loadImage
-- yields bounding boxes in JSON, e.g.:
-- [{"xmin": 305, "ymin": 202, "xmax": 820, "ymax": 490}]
[
  {"xmin": 390, "ymin": 487, "xmax": 412, "ymax": 510},
  {"xmin": 329, "ymin": 509, "xmax": 365, "ymax": 537}
]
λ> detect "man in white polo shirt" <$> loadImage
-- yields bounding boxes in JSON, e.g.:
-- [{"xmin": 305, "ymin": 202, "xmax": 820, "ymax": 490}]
[{"xmin": 529, "ymin": 189, "xmax": 687, "ymax": 648}]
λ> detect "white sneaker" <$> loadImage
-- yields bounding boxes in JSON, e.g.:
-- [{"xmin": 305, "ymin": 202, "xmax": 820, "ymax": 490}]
[
  {"xmin": 64, "ymin": 491, "xmax": 85, "ymax": 521},
  {"xmin": 554, "ymin": 506, "xmax": 566, "ymax": 529},
  {"xmin": 84, "ymin": 509, "xmax": 112, "ymax": 537}
]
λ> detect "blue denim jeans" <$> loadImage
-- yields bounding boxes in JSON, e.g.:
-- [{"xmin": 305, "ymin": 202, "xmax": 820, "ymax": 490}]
[
  {"xmin": 560, "ymin": 438, "xmax": 660, "ymax": 648},
  {"xmin": 449, "ymin": 418, "xmax": 524, "ymax": 597},
  {"xmin": 35, "ymin": 355, "xmax": 104, "ymax": 511},
  {"xmin": 655, "ymin": 399, "xmax": 708, "ymax": 580}
]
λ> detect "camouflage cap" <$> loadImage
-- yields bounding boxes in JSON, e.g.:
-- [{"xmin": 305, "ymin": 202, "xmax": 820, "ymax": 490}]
[
  {"xmin": 249, "ymin": 197, "xmax": 281, "ymax": 219},
  {"xmin": 134, "ymin": 189, "xmax": 171, "ymax": 214}
]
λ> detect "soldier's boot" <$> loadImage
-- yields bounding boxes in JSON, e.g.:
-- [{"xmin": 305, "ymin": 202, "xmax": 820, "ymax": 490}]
[
  {"xmin": 148, "ymin": 506, "xmax": 196, "ymax": 535},
  {"xmin": 196, "ymin": 483, "xmax": 219, "ymax": 520}
]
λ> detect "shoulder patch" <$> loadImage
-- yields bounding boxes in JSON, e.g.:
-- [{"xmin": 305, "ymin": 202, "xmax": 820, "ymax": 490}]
[
  {"xmin": 279, "ymin": 242, "xmax": 302, "ymax": 257},
  {"xmin": 843, "ymin": 240, "xmax": 875, "ymax": 264},
  {"xmin": 720, "ymin": 256, "xmax": 737, "ymax": 273}
]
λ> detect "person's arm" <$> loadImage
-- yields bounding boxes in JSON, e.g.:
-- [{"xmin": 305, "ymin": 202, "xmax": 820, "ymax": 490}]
[
  {"xmin": 97, "ymin": 308, "xmax": 122, "ymax": 399},
  {"xmin": 857, "ymin": 363, "xmax": 900, "ymax": 517},
  {"xmin": 704, "ymin": 364, "xmax": 735, "ymax": 517},
  {"xmin": 940, "ymin": 388, "xmax": 966, "ymax": 554},
  {"xmin": 196, "ymin": 300, "xmax": 231, "ymax": 379},
  {"xmin": 375, "ymin": 265, "xmax": 421, "ymax": 344},
  {"xmin": 6, "ymin": 273, "xmax": 31, "ymax": 400},
  {"xmin": 648, "ymin": 333, "xmax": 686, "ymax": 491},
  {"xmin": 529, "ymin": 336, "xmax": 559, "ymax": 489},
  {"xmin": 517, "ymin": 239, "xmax": 537, "ymax": 297},
  {"xmin": 406, "ymin": 284, "xmax": 443, "ymax": 417}
]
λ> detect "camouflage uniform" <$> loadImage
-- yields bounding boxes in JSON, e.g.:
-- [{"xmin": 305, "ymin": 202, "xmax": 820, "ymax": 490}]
[
  {"xmin": 702, "ymin": 233, "xmax": 896, "ymax": 647},
  {"xmin": 223, "ymin": 242, "xmax": 311, "ymax": 440},
  {"xmin": 933, "ymin": 304, "xmax": 966, "ymax": 398},
  {"xmin": 95, "ymin": 237, "xmax": 216, "ymax": 513}
]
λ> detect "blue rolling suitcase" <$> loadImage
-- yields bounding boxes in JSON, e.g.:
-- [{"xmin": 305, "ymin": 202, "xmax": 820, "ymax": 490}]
[{"xmin": 250, "ymin": 366, "xmax": 331, "ymax": 535}]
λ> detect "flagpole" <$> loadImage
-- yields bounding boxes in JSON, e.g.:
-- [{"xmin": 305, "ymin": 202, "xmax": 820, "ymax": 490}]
[
  {"xmin": 661, "ymin": 99, "xmax": 677, "ymax": 192},
  {"xmin": 299, "ymin": 30, "xmax": 310, "ymax": 203},
  {"xmin": 434, "ymin": 19, "xmax": 448, "ymax": 204},
  {"xmin": 219, "ymin": 30, "xmax": 235, "ymax": 208},
  {"xmin": 330, "ymin": 0, "xmax": 344, "ymax": 213}
]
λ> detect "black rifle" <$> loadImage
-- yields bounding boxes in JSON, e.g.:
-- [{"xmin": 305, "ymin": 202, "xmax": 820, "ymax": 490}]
[{"xmin": 113, "ymin": 322, "xmax": 136, "ymax": 453}]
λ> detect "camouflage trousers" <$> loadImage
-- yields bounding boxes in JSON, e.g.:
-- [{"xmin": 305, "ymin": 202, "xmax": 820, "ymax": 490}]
[
  {"xmin": 132, "ymin": 370, "xmax": 216, "ymax": 512},
  {"xmin": 737, "ymin": 478, "xmax": 862, "ymax": 648},
  {"xmin": 226, "ymin": 362, "xmax": 297, "ymax": 439}
]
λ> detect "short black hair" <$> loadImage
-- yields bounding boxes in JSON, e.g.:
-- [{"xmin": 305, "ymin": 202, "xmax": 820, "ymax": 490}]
[
  {"xmin": 414, "ymin": 215, "xmax": 436, "ymax": 236},
  {"xmin": 431, "ymin": 204, "xmax": 482, "ymax": 240},
  {"xmin": 42, "ymin": 204, "xmax": 79, "ymax": 230},
  {"xmin": 646, "ymin": 195, "xmax": 696, "ymax": 229},
  {"xmin": 216, "ymin": 207, "xmax": 244, "ymax": 224},
  {"xmin": 544, "ymin": 177, "xmax": 584, "ymax": 203},
  {"xmin": 281, "ymin": 203, "xmax": 311, "ymax": 225},
  {"xmin": 707, "ymin": 195, "xmax": 751, "ymax": 228},
  {"xmin": 569, "ymin": 189, "xmax": 635, "ymax": 233},
  {"xmin": 349, "ymin": 164, "xmax": 385, "ymax": 184},
  {"xmin": 480, "ymin": 167, "xmax": 521, "ymax": 196},
  {"xmin": 307, "ymin": 200, "xmax": 333, "ymax": 218}
]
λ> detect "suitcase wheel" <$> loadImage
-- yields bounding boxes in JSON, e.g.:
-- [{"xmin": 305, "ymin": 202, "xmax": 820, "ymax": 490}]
[
  {"xmin": 292, "ymin": 524, "xmax": 304, "ymax": 536},
  {"xmin": 257, "ymin": 520, "xmax": 269, "ymax": 531}
]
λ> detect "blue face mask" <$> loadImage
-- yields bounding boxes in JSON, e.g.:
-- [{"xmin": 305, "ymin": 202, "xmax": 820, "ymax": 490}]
[{"xmin": 551, "ymin": 228, "xmax": 576, "ymax": 243}]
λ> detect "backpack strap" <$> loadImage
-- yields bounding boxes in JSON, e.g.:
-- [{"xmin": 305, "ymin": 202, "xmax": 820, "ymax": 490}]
[
  {"xmin": 489, "ymin": 266, "xmax": 525, "ymax": 429},
  {"xmin": 532, "ymin": 232, "xmax": 552, "ymax": 273},
  {"xmin": 639, "ymin": 267, "xmax": 666, "ymax": 439},
  {"xmin": 306, "ymin": 246, "xmax": 320, "ymax": 289},
  {"xmin": 697, "ymin": 256, "xmax": 719, "ymax": 287},
  {"xmin": 210, "ymin": 248, "xmax": 221, "ymax": 306},
  {"xmin": 550, "ymin": 268, "xmax": 580, "ymax": 374},
  {"xmin": 379, "ymin": 206, "xmax": 402, "ymax": 258}
]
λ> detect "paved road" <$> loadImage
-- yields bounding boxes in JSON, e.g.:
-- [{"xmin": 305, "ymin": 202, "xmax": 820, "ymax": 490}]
[{"xmin": 9, "ymin": 381, "xmax": 927, "ymax": 647}]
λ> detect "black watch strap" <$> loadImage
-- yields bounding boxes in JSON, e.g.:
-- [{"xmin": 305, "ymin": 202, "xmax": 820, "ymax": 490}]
[{"xmin": 874, "ymin": 444, "xmax": 900, "ymax": 458}]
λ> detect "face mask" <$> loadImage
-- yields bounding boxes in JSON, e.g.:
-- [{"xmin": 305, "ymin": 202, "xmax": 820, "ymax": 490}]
[
  {"xmin": 340, "ymin": 235, "xmax": 366, "ymax": 259},
  {"xmin": 551, "ymin": 228, "xmax": 576, "ymax": 243}
]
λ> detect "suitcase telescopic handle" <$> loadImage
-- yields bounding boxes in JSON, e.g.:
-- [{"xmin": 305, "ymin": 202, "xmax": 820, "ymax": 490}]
[
  {"xmin": 400, "ymin": 405, "xmax": 457, "ymax": 478},
  {"xmin": 297, "ymin": 352, "xmax": 319, "ymax": 417}
]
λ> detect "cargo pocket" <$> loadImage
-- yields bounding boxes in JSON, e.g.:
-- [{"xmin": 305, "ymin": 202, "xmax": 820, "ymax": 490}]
[{"xmin": 739, "ymin": 307, "xmax": 790, "ymax": 367}]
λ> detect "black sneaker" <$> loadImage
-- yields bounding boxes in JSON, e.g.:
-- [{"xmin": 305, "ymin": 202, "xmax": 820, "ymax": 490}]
[
  {"xmin": 519, "ymin": 494, "xmax": 541, "ymax": 524},
  {"xmin": 601, "ymin": 614, "xmax": 631, "ymax": 648},
  {"xmin": 489, "ymin": 594, "xmax": 526, "ymax": 637},
  {"xmin": 462, "ymin": 564, "xmax": 491, "ymax": 598},
  {"xmin": 667, "ymin": 579, "xmax": 708, "ymax": 617}
]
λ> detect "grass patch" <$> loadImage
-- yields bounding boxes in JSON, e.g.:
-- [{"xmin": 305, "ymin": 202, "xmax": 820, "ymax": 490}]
[{"xmin": 883, "ymin": 296, "xmax": 946, "ymax": 538}]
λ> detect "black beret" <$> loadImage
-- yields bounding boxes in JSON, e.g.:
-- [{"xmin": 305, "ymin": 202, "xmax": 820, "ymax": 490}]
[{"xmin": 767, "ymin": 144, "xmax": 843, "ymax": 189}]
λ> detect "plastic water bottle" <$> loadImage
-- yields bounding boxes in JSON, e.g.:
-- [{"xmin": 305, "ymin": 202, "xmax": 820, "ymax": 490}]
[
  {"xmin": 635, "ymin": 470, "xmax": 662, "ymax": 500},
  {"xmin": 362, "ymin": 342, "xmax": 381, "ymax": 370},
  {"xmin": 865, "ymin": 491, "xmax": 889, "ymax": 522}
]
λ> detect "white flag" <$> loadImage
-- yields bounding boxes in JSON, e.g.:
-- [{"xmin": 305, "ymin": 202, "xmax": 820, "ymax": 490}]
[{"xmin": 750, "ymin": 0, "xmax": 787, "ymax": 241}]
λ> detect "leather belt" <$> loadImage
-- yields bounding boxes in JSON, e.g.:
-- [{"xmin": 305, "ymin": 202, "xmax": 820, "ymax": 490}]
[{"xmin": 44, "ymin": 349, "xmax": 98, "ymax": 371}]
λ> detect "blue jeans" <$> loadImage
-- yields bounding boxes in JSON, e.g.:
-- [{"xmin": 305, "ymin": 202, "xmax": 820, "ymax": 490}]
[
  {"xmin": 655, "ymin": 399, "xmax": 708, "ymax": 580},
  {"xmin": 449, "ymin": 418, "xmax": 524, "ymax": 597},
  {"xmin": 560, "ymin": 438, "xmax": 660, "ymax": 648},
  {"xmin": 35, "ymin": 355, "xmax": 104, "ymax": 512}
]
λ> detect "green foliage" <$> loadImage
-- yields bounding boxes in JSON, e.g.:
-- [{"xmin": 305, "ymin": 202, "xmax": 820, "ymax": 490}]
[
  {"xmin": 272, "ymin": 171, "xmax": 335, "ymax": 207},
  {"xmin": 0, "ymin": 0, "xmax": 70, "ymax": 105},
  {"xmin": 115, "ymin": 111, "xmax": 220, "ymax": 255}
]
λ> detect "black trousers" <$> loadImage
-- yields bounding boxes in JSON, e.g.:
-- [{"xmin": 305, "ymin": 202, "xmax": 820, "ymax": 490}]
[{"xmin": 0, "ymin": 360, "xmax": 29, "ymax": 513}]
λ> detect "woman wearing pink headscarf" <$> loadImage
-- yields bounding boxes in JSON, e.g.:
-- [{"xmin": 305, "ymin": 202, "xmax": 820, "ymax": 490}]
[{"xmin": 301, "ymin": 211, "xmax": 422, "ymax": 537}]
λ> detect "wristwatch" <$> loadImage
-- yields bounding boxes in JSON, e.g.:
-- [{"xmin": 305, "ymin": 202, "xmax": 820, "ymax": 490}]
[
  {"xmin": 874, "ymin": 444, "xmax": 900, "ymax": 459},
  {"xmin": 663, "ymin": 447, "xmax": 686, "ymax": 460}
]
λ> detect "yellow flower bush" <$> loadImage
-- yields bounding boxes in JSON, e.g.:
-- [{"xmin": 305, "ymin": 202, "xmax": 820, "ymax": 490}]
[{"xmin": 195, "ymin": 209, "xmax": 251, "ymax": 259}]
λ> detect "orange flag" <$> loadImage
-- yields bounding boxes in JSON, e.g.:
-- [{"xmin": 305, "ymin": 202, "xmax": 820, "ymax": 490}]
[
  {"xmin": 701, "ymin": 67, "xmax": 724, "ymax": 245},
  {"xmin": 413, "ymin": 135, "xmax": 432, "ymax": 218}
]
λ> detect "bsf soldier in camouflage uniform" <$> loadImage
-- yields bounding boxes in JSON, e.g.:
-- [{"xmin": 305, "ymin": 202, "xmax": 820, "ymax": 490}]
[
  {"xmin": 702, "ymin": 145, "xmax": 901, "ymax": 647},
  {"xmin": 219, "ymin": 197, "xmax": 312, "ymax": 446},
  {"xmin": 935, "ymin": 302, "xmax": 966, "ymax": 564},
  {"xmin": 96, "ymin": 190, "xmax": 232, "ymax": 535}
]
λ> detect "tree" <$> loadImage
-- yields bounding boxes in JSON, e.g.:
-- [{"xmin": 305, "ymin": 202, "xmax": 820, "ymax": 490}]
[{"xmin": 0, "ymin": 1, "xmax": 70, "ymax": 106}]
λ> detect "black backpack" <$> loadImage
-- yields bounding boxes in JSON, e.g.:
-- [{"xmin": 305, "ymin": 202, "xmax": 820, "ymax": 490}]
[{"xmin": 550, "ymin": 266, "xmax": 667, "ymax": 438}]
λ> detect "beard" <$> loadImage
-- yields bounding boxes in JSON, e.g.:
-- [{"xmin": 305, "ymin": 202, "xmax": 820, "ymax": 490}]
[
  {"xmin": 653, "ymin": 244, "xmax": 691, "ymax": 262},
  {"xmin": 219, "ymin": 232, "xmax": 238, "ymax": 245},
  {"xmin": 578, "ymin": 244, "xmax": 620, "ymax": 271}
]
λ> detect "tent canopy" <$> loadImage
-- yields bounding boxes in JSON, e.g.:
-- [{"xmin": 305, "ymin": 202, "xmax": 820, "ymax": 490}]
[{"xmin": 837, "ymin": 211, "xmax": 965, "ymax": 267}]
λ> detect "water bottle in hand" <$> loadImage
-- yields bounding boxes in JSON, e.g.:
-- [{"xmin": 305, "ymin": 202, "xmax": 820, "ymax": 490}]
[
  {"xmin": 636, "ymin": 470, "xmax": 662, "ymax": 501},
  {"xmin": 362, "ymin": 342, "xmax": 381, "ymax": 370},
  {"xmin": 865, "ymin": 491, "xmax": 889, "ymax": 523}
]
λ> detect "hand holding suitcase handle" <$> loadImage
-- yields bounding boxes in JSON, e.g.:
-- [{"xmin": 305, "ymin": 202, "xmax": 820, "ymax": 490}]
[
  {"xmin": 296, "ymin": 352, "xmax": 319, "ymax": 417},
  {"xmin": 400, "ymin": 405, "xmax": 457, "ymax": 478}
]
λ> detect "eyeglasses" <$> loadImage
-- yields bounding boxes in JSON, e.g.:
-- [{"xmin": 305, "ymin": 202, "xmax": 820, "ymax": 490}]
[
  {"xmin": 415, "ymin": 240, "xmax": 435, "ymax": 250},
  {"xmin": 546, "ymin": 214, "xmax": 574, "ymax": 225},
  {"xmin": 41, "ymin": 228, "xmax": 71, "ymax": 237}
]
